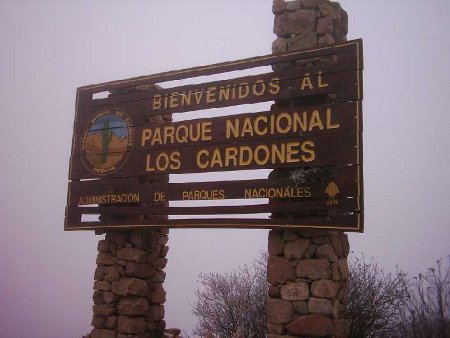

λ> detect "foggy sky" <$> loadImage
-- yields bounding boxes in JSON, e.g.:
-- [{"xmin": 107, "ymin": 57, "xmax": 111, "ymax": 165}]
[{"xmin": 0, "ymin": 1, "xmax": 449, "ymax": 337}]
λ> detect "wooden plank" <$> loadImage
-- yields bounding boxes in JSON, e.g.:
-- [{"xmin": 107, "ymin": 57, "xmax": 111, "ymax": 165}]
[
  {"xmin": 74, "ymin": 70, "xmax": 361, "ymax": 129},
  {"xmin": 67, "ymin": 197, "xmax": 357, "ymax": 218},
  {"xmin": 84, "ymin": 63, "xmax": 359, "ymax": 110},
  {"xmin": 68, "ymin": 165, "xmax": 360, "ymax": 206},
  {"xmin": 64, "ymin": 213, "xmax": 362, "ymax": 232},
  {"xmin": 71, "ymin": 102, "xmax": 359, "ymax": 155},
  {"xmin": 76, "ymin": 39, "xmax": 362, "ymax": 105},
  {"xmin": 69, "ymin": 130, "xmax": 361, "ymax": 179}
]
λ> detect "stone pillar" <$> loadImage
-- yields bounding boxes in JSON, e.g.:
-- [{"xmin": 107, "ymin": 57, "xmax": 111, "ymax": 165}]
[
  {"xmin": 267, "ymin": 230, "xmax": 350, "ymax": 337},
  {"xmin": 88, "ymin": 86, "xmax": 171, "ymax": 338},
  {"xmin": 90, "ymin": 229, "xmax": 169, "ymax": 338},
  {"xmin": 267, "ymin": 1, "xmax": 350, "ymax": 337}
]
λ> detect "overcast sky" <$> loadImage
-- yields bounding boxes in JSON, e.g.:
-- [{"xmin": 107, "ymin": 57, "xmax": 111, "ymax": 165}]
[{"xmin": 0, "ymin": 1, "xmax": 449, "ymax": 337}]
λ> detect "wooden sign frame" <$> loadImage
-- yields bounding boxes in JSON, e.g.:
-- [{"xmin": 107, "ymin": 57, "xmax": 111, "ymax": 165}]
[{"xmin": 65, "ymin": 39, "xmax": 364, "ymax": 232}]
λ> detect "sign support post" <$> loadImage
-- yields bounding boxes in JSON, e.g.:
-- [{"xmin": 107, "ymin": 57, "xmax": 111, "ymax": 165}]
[{"xmin": 267, "ymin": 1, "xmax": 354, "ymax": 337}]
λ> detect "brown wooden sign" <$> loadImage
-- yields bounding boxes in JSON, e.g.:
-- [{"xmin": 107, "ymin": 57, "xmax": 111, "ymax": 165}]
[{"xmin": 66, "ymin": 39, "xmax": 364, "ymax": 232}]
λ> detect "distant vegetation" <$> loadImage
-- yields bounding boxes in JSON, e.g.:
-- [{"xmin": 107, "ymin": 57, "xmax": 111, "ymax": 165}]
[{"xmin": 192, "ymin": 254, "xmax": 450, "ymax": 338}]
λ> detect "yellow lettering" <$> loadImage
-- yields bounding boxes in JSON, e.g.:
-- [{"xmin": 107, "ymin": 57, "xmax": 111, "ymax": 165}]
[
  {"xmin": 318, "ymin": 71, "xmax": 329, "ymax": 88},
  {"xmin": 254, "ymin": 115, "xmax": 268, "ymax": 136},
  {"xmin": 146, "ymin": 154, "xmax": 155, "ymax": 171},
  {"xmin": 226, "ymin": 118, "xmax": 239, "ymax": 139},
  {"xmin": 326, "ymin": 108, "xmax": 340, "ymax": 129},
  {"xmin": 241, "ymin": 118, "xmax": 254, "ymax": 137},
  {"xmin": 169, "ymin": 92, "xmax": 179, "ymax": 108},
  {"xmin": 164, "ymin": 126, "xmax": 175, "ymax": 144},
  {"xmin": 219, "ymin": 86, "xmax": 230, "ymax": 101},
  {"xmin": 269, "ymin": 77, "xmax": 281, "ymax": 95},
  {"xmin": 238, "ymin": 82, "xmax": 250, "ymax": 99},
  {"xmin": 170, "ymin": 151, "xmax": 181, "ymax": 170},
  {"xmin": 300, "ymin": 73, "xmax": 314, "ymax": 90},
  {"xmin": 210, "ymin": 149, "xmax": 223, "ymax": 168},
  {"xmin": 253, "ymin": 79, "xmax": 266, "ymax": 96},
  {"xmin": 141, "ymin": 128, "xmax": 152, "ymax": 146},
  {"xmin": 225, "ymin": 147, "xmax": 238, "ymax": 167},
  {"xmin": 151, "ymin": 128, "xmax": 162, "ymax": 145},
  {"xmin": 181, "ymin": 92, "xmax": 191, "ymax": 106},
  {"xmin": 286, "ymin": 141, "xmax": 300, "ymax": 163},
  {"xmin": 196, "ymin": 149, "xmax": 209, "ymax": 169},
  {"xmin": 301, "ymin": 141, "xmax": 315, "ymax": 162},
  {"xmin": 254, "ymin": 145, "xmax": 270, "ymax": 165},
  {"xmin": 309, "ymin": 110, "xmax": 324, "ymax": 131},
  {"xmin": 153, "ymin": 94, "xmax": 162, "ymax": 110},
  {"xmin": 206, "ymin": 86, "xmax": 217, "ymax": 103}
]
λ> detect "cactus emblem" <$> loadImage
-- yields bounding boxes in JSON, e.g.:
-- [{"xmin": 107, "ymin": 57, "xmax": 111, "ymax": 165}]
[
  {"xmin": 81, "ymin": 108, "xmax": 133, "ymax": 175},
  {"xmin": 100, "ymin": 119, "xmax": 113, "ymax": 164},
  {"xmin": 325, "ymin": 181, "xmax": 339, "ymax": 206}
]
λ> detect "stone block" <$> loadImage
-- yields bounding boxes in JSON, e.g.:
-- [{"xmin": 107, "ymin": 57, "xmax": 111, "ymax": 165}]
[
  {"xmin": 269, "ymin": 285, "xmax": 280, "ymax": 297},
  {"xmin": 126, "ymin": 262, "xmax": 155, "ymax": 278},
  {"xmin": 286, "ymin": 0, "xmax": 302, "ymax": 11},
  {"xmin": 106, "ymin": 231, "xmax": 130, "ymax": 247},
  {"xmin": 287, "ymin": 31, "xmax": 318, "ymax": 50},
  {"xmin": 118, "ymin": 297, "xmax": 149, "ymax": 316},
  {"xmin": 286, "ymin": 314, "xmax": 333, "ymax": 336},
  {"xmin": 333, "ymin": 319, "xmax": 350, "ymax": 338},
  {"xmin": 331, "ymin": 262, "xmax": 340, "ymax": 281},
  {"xmin": 319, "ymin": 2, "xmax": 341, "ymax": 19},
  {"xmin": 273, "ymin": 0, "xmax": 287, "ymax": 15},
  {"xmin": 318, "ymin": 33, "xmax": 337, "ymax": 45},
  {"xmin": 94, "ymin": 281, "xmax": 111, "ymax": 291},
  {"xmin": 103, "ymin": 291, "xmax": 120, "ymax": 304},
  {"xmin": 112, "ymin": 278, "xmax": 149, "ymax": 296},
  {"xmin": 267, "ymin": 298, "xmax": 295, "ymax": 324},
  {"xmin": 284, "ymin": 238, "xmax": 310, "ymax": 259},
  {"xmin": 338, "ymin": 258, "xmax": 349, "ymax": 280},
  {"xmin": 280, "ymin": 282, "xmax": 309, "ymax": 301},
  {"xmin": 107, "ymin": 316, "xmax": 117, "ymax": 329},
  {"xmin": 98, "ymin": 240, "xmax": 110, "ymax": 253},
  {"xmin": 330, "ymin": 234, "xmax": 344, "ymax": 258},
  {"xmin": 268, "ymin": 230, "xmax": 285, "ymax": 255},
  {"xmin": 104, "ymin": 266, "xmax": 123, "ymax": 282},
  {"xmin": 97, "ymin": 253, "xmax": 117, "ymax": 266},
  {"xmin": 274, "ymin": 10, "xmax": 317, "ymax": 38},
  {"xmin": 268, "ymin": 256, "xmax": 296, "ymax": 285},
  {"xmin": 92, "ymin": 315, "xmax": 107, "ymax": 329},
  {"xmin": 151, "ymin": 270, "xmax": 166, "ymax": 283},
  {"xmin": 283, "ymin": 230, "xmax": 299, "ymax": 242},
  {"xmin": 118, "ymin": 315, "xmax": 146, "ymax": 334},
  {"xmin": 297, "ymin": 259, "xmax": 331, "ymax": 280},
  {"xmin": 95, "ymin": 266, "xmax": 106, "ymax": 281},
  {"xmin": 309, "ymin": 297, "xmax": 333, "ymax": 315},
  {"xmin": 268, "ymin": 322, "xmax": 285, "ymax": 334},
  {"xmin": 302, "ymin": 0, "xmax": 326, "ymax": 8},
  {"xmin": 153, "ymin": 258, "xmax": 168, "ymax": 270},
  {"xmin": 293, "ymin": 300, "xmax": 308, "ymax": 314},
  {"xmin": 90, "ymin": 328, "xmax": 116, "ymax": 338},
  {"xmin": 117, "ymin": 248, "xmax": 146, "ymax": 263},
  {"xmin": 311, "ymin": 279, "xmax": 340, "ymax": 298},
  {"xmin": 316, "ymin": 244, "xmax": 338, "ymax": 262},
  {"xmin": 337, "ymin": 284, "xmax": 348, "ymax": 304},
  {"xmin": 317, "ymin": 16, "xmax": 334, "ymax": 35},
  {"xmin": 147, "ymin": 305, "xmax": 165, "ymax": 321},
  {"xmin": 93, "ymin": 291, "xmax": 104, "ymax": 305},
  {"xmin": 93, "ymin": 304, "xmax": 115, "ymax": 316},
  {"xmin": 149, "ymin": 284, "xmax": 166, "ymax": 304}
]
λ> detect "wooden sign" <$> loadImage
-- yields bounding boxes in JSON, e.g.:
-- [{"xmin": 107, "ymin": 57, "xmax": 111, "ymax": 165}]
[{"xmin": 66, "ymin": 39, "xmax": 364, "ymax": 232}]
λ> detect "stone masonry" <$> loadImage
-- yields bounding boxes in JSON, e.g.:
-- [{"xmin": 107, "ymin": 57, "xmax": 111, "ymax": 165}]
[
  {"xmin": 267, "ymin": 230, "xmax": 350, "ymax": 337},
  {"xmin": 268, "ymin": 1, "xmax": 350, "ymax": 337},
  {"xmin": 90, "ymin": 229, "xmax": 169, "ymax": 338}
]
